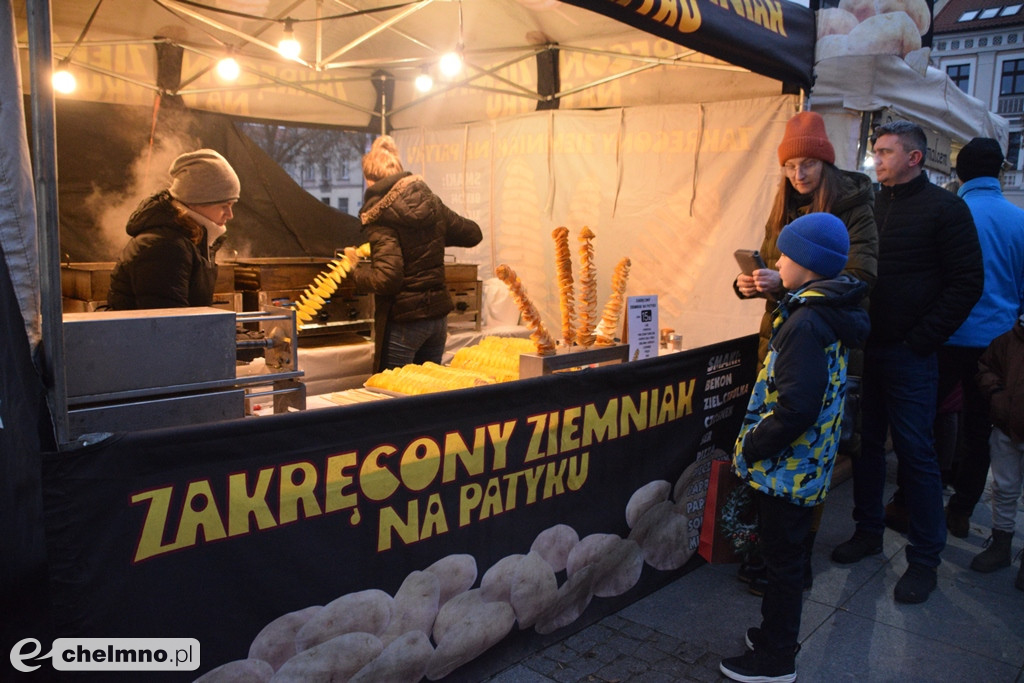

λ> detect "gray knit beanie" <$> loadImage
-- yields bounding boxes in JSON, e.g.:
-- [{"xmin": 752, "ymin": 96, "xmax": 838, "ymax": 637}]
[{"xmin": 168, "ymin": 149, "xmax": 240, "ymax": 205}]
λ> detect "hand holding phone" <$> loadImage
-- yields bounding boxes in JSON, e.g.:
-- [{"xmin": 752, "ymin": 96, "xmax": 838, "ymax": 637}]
[{"xmin": 734, "ymin": 249, "xmax": 767, "ymax": 275}]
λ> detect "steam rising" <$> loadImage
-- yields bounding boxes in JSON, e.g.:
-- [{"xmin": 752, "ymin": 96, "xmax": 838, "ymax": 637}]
[{"xmin": 83, "ymin": 136, "xmax": 193, "ymax": 261}]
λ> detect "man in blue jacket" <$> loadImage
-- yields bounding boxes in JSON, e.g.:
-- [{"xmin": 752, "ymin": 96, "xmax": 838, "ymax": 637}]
[
  {"xmin": 941, "ymin": 138, "xmax": 1024, "ymax": 550},
  {"xmin": 831, "ymin": 121, "xmax": 984, "ymax": 604}
]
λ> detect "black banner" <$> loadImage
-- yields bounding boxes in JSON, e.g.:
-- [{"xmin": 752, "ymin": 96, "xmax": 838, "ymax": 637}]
[
  {"xmin": 41, "ymin": 335, "xmax": 758, "ymax": 680},
  {"xmin": 559, "ymin": 0, "xmax": 816, "ymax": 90}
]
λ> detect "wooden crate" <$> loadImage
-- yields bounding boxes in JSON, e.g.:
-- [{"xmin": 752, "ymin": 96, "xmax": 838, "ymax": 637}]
[
  {"xmin": 447, "ymin": 280, "xmax": 482, "ymax": 330},
  {"xmin": 445, "ymin": 262, "xmax": 478, "ymax": 282}
]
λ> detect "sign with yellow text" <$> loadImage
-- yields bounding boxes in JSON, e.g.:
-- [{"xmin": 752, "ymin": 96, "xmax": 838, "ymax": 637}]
[{"xmin": 43, "ymin": 335, "xmax": 757, "ymax": 680}]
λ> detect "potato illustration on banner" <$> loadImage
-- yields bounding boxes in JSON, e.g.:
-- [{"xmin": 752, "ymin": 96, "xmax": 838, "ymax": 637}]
[
  {"xmin": 529, "ymin": 523, "xmax": 580, "ymax": 573},
  {"xmin": 509, "ymin": 550, "xmax": 559, "ymax": 629},
  {"xmin": 480, "ymin": 554, "xmax": 527, "ymax": 603},
  {"xmin": 566, "ymin": 533, "xmax": 643, "ymax": 598},
  {"xmin": 294, "ymin": 589, "xmax": 394, "ymax": 652},
  {"xmin": 426, "ymin": 590, "xmax": 516, "ymax": 680},
  {"xmin": 626, "ymin": 480, "xmax": 672, "ymax": 529},
  {"xmin": 350, "ymin": 630, "xmax": 434, "ymax": 683},
  {"xmin": 534, "ymin": 564, "xmax": 596, "ymax": 635},
  {"xmin": 628, "ymin": 500, "xmax": 693, "ymax": 571},
  {"xmin": 423, "ymin": 553, "xmax": 478, "ymax": 607},
  {"xmin": 271, "ymin": 632, "xmax": 382, "ymax": 682},
  {"xmin": 380, "ymin": 571, "xmax": 441, "ymax": 645},
  {"xmin": 247, "ymin": 605, "xmax": 322, "ymax": 671}
]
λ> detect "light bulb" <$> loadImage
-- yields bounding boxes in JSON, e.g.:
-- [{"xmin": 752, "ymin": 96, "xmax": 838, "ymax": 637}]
[
  {"xmin": 439, "ymin": 51, "xmax": 462, "ymax": 78},
  {"xmin": 278, "ymin": 22, "xmax": 301, "ymax": 60},
  {"xmin": 53, "ymin": 67, "xmax": 76, "ymax": 94},
  {"xmin": 216, "ymin": 56, "xmax": 240, "ymax": 81},
  {"xmin": 415, "ymin": 71, "xmax": 433, "ymax": 93}
]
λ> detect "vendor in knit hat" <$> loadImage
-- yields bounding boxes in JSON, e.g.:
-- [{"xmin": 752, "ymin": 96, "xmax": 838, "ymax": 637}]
[{"xmin": 107, "ymin": 148, "xmax": 241, "ymax": 310}]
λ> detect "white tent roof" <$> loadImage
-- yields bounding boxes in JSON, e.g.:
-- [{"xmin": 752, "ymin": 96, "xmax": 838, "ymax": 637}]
[
  {"xmin": 811, "ymin": 54, "xmax": 1009, "ymax": 148},
  {"xmin": 15, "ymin": 0, "xmax": 793, "ymax": 130}
]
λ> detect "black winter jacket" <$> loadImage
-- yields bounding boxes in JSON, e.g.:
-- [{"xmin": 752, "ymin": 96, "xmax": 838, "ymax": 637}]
[
  {"xmin": 107, "ymin": 191, "xmax": 220, "ymax": 310},
  {"xmin": 353, "ymin": 173, "xmax": 482, "ymax": 368},
  {"xmin": 870, "ymin": 173, "xmax": 983, "ymax": 354}
]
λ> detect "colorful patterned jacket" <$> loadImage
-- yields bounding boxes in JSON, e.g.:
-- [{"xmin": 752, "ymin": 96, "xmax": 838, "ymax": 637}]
[{"xmin": 733, "ymin": 275, "xmax": 870, "ymax": 506}]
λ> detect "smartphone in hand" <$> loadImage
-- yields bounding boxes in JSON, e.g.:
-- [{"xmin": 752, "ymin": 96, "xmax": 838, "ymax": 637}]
[{"xmin": 734, "ymin": 249, "xmax": 766, "ymax": 275}]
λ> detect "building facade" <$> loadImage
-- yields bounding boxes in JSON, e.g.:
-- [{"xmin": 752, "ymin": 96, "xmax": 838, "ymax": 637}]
[
  {"xmin": 933, "ymin": 0, "xmax": 1024, "ymax": 206},
  {"xmin": 283, "ymin": 153, "xmax": 366, "ymax": 217}
]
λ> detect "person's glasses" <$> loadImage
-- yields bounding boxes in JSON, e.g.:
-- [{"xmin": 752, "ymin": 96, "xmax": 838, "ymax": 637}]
[{"xmin": 783, "ymin": 159, "xmax": 822, "ymax": 175}]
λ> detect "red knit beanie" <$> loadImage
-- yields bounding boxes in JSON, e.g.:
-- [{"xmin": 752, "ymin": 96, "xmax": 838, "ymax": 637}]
[{"xmin": 777, "ymin": 111, "xmax": 835, "ymax": 166}]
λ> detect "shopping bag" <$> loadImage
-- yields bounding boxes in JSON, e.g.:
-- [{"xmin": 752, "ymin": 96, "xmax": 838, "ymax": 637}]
[{"xmin": 698, "ymin": 460, "xmax": 759, "ymax": 564}]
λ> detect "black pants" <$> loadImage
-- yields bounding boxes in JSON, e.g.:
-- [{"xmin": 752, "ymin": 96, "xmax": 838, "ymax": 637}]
[
  {"xmin": 938, "ymin": 346, "xmax": 992, "ymax": 517},
  {"xmin": 755, "ymin": 489, "xmax": 814, "ymax": 652}
]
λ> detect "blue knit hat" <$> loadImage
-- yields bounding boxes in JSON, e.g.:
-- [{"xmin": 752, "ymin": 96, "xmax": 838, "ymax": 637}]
[{"xmin": 777, "ymin": 213, "xmax": 849, "ymax": 278}]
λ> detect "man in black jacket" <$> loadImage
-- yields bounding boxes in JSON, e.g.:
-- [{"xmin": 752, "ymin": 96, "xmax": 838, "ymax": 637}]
[{"xmin": 830, "ymin": 121, "xmax": 983, "ymax": 604}]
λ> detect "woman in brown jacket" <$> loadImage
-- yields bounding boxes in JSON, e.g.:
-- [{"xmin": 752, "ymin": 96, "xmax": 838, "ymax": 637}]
[{"xmin": 348, "ymin": 136, "xmax": 482, "ymax": 372}]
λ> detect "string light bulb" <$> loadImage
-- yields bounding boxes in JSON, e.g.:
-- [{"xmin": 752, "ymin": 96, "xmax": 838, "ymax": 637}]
[
  {"xmin": 277, "ymin": 19, "xmax": 301, "ymax": 60},
  {"xmin": 414, "ymin": 67, "xmax": 433, "ymax": 93},
  {"xmin": 216, "ymin": 55, "xmax": 240, "ymax": 81},
  {"xmin": 439, "ymin": 46, "xmax": 463, "ymax": 78},
  {"xmin": 53, "ymin": 60, "xmax": 76, "ymax": 94}
]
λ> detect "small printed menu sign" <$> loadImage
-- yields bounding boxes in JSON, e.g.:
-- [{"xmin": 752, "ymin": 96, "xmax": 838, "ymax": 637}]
[{"xmin": 626, "ymin": 295, "xmax": 658, "ymax": 360}]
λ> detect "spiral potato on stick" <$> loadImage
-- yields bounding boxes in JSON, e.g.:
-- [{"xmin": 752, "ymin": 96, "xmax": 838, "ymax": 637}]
[
  {"xmin": 495, "ymin": 264, "xmax": 557, "ymax": 355},
  {"xmin": 595, "ymin": 257, "xmax": 631, "ymax": 346},
  {"xmin": 552, "ymin": 227, "xmax": 576, "ymax": 347},
  {"xmin": 575, "ymin": 227, "xmax": 598, "ymax": 348}
]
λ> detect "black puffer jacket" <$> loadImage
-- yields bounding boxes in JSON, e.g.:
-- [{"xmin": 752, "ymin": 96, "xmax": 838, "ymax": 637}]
[
  {"xmin": 870, "ymin": 173, "xmax": 983, "ymax": 354},
  {"xmin": 107, "ymin": 191, "xmax": 219, "ymax": 310},
  {"xmin": 353, "ymin": 173, "xmax": 482, "ymax": 366}
]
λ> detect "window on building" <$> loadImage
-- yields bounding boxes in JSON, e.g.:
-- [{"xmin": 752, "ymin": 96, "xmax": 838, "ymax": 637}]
[
  {"xmin": 341, "ymin": 160, "xmax": 350, "ymax": 181},
  {"xmin": 947, "ymin": 63, "xmax": 972, "ymax": 92},
  {"xmin": 958, "ymin": 9, "xmax": 980, "ymax": 20},
  {"xmin": 980, "ymin": 7, "xmax": 1000, "ymax": 18},
  {"xmin": 338, "ymin": 198, "xmax": 350, "ymax": 213},
  {"xmin": 321, "ymin": 197, "xmax": 331, "ymax": 206},
  {"xmin": 1001, "ymin": 58, "xmax": 1024, "ymax": 94},
  {"xmin": 1008, "ymin": 132, "xmax": 1022, "ymax": 170},
  {"xmin": 1003, "ymin": 4, "xmax": 1023, "ymax": 14}
]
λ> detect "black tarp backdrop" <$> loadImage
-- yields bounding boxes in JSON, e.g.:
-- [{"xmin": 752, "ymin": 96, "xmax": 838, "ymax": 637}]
[
  {"xmin": 561, "ymin": 0, "xmax": 816, "ymax": 91},
  {"xmin": 0, "ymin": 243, "xmax": 55, "ymax": 678},
  {"xmin": 42, "ymin": 99, "xmax": 364, "ymax": 264},
  {"xmin": 41, "ymin": 336, "xmax": 758, "ymax": 680}
]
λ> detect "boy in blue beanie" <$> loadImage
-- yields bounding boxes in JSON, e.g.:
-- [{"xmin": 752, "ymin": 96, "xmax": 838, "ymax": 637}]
[{"xmin": 721, "ymin": 213, "xmax": 870, "ymax": 683}]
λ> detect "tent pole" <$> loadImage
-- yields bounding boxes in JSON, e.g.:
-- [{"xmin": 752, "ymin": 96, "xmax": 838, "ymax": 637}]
[{"xmin": 26, "ymin": 0, "xmax": 71, "ymax": 447}]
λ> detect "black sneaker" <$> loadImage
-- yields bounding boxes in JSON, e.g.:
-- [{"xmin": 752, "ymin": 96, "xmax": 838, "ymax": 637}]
[
  {"xmin": 894, "ymin": 562, "xmax": 937, "ymax": 604},
  {"xmin": 720, "ymin": 648, "xmax": 796, "ymax": 682},
  {"xmin": 831, "ymin": 530, "xmax": 883, "ymax": 564}
]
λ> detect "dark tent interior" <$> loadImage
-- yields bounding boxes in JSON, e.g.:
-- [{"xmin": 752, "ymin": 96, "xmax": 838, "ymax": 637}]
[{"xmin": 40, "ymin": 99, "xmax": 364, "ymax": 264}]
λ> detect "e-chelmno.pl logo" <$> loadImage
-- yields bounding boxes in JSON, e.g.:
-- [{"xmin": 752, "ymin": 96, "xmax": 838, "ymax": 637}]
[{"xmin": 10, "ymin": 638, "xmax": 199, "ymax": 673}]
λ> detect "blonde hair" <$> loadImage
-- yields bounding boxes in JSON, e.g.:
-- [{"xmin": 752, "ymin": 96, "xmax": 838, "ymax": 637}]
[{"xmin": 362, "ymin": 135, "xmax": 404, "ymax": 182}]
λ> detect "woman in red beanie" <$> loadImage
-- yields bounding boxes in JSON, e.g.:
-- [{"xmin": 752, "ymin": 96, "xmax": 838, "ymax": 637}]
[{"xmin": 731, "ymin": 110, "xmax": 879, "ymax": 597}]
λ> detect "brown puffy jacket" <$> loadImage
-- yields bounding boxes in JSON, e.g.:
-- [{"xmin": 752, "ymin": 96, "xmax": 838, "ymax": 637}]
[
  {"xmin": 977, "ymin": 317, "xmax": 1024, "ymax": 443},
  {"xmin": 353, "ymin": 173, "xmax": 482, "ymax": 368}
]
